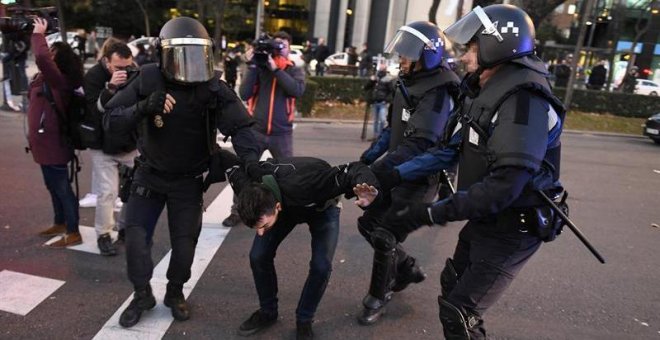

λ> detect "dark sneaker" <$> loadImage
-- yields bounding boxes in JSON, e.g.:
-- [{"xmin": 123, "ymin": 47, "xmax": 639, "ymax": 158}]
[
  {"xmin": 38, "ymin": 224, "xmax": 66, "ymax": 237},
  {"xmin": 358, "ymin": 294, "xmax": 388, "ymax": 326},
  {"xmin": 296, "ymin": 321, "xmax": 314, "ymax": 340},
  {"xmin": 222, "ymin": 213, "xmax": 242, "ymax": 227},
  {"xmin": 238, "ymin": 309, "xmax": 278, "ymax": 336},
  {"xmin": 164, "ymin": 288, "xmax": 190, "ymax": 321},
  {"xmin": 97, "ymin": 234, "xmax": 117, "ymax": 256},
  {"xmin": 119, "ymin": 285, "xmax": 156, "ymax": 328},
  {"xmin": 392, "ymin": 258, "xmax": 427, "ymax": 292}
]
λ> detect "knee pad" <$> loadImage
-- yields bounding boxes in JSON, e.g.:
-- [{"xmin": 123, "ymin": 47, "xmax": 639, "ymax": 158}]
[
  {"xmin": 438, "ymin": 298, "xmax": 481, "ymax": 340},
  {"xmin": 440, "ymin": 258, "xmax": 458, "ymax": 298},
  {"xmin": 371, "ymin": 228, "xmax": 397, "ymax": 251}
]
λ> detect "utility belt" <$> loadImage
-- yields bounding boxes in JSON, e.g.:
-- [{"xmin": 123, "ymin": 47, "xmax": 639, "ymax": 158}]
[
  {"xmin": 135, "ymin": 156, "xmax": 205, "ymax": 181},
  {"xmin": 494, "ymin": 192, "xmax": 569, "ymax": 242}
]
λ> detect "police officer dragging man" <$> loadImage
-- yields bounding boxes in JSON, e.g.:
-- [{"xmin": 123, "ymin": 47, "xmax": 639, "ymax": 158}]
[
  {"xmin": 102, "ymin": 17, "xmax": 261, "ymax": 327},
  {"xmin": 382, "ymin": 5, "xmax": 568, "ymax": 339},
  {"xmin": 226, "ymin": 156, "xmax": 380, "ymax": 340},
  {"xmin": 356, "ymin": 21, "xmax": 460, "ymax": 325}
]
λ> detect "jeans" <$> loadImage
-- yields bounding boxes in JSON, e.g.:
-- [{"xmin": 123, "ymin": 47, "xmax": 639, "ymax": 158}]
[
  {"xmin": 89, "ymin": 149, "xmax": 137, "ymax": 236},
  {"xmin": 40, "ymin": 165, "xmax": 79, "ymax": 233},
  {"xmin": 251, "ymin": 129, "xmax": 293, "ymax": 159},
  {"xmin": 372, "ymin": 101, "xmax": 387, "ymax": 138},
  {"xmin": 249, "ymin": 205, "xmax": 340, "ymax": 322},
  {"xmin": 124, "ymin": 166, "xmax": 204, "ymax": 290}
]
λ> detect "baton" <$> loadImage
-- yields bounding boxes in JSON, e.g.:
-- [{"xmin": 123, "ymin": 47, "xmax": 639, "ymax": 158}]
[{"xmin": 537, "ymin": 190, "xmax": 606, "ymax": 264}]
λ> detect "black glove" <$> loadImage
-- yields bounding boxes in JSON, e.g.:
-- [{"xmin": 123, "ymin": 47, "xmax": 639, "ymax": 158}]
[
  {"xmin": 203, "ymin": 148, "xmax": 239, "ymax": 192},
  {"xmin": 136, "ymin": 91, "xmax": 167, "ymax": 117},
  {"xmin": 384, "ymin": 203, "xmax": 434, "ymax": 238},
  {"xmin": 373, "ymin": 167, "xmax": 401, "ymax": 191}
]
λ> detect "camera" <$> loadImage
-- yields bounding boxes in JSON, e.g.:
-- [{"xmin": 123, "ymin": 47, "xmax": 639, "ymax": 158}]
[
  {"xmin": 252, "ymin": 33, "xmax": 285, "ymax": 68},
  {"xmin": 0, "ymin": 6, "xmax": 59, "ymax": 35}
]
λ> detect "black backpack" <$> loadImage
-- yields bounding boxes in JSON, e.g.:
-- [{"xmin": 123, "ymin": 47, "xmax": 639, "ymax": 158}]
[{"xmin": 42, "ymin": 82, "xmax": 88, "ymax": 150}]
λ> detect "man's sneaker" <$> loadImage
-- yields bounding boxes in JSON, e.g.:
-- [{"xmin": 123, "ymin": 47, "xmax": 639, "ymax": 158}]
[
  {"xmin": 97, "ymin": 233, "xmax": 117, "ymax": 256},
  {"xmin": 48, "ymin": 232, "xmax": 83, "ymax": 248},
  {"xmin": 119, "ymin": 285, "xmax": 156, "ymax": 328},
  {"xmin": 392, "ymin": 258, "xmax": 427, "ymax": 292},
  {"xmin": 222, "ymin": 213, "xmax": 242, "ymax": 227},
  {"xmin": 38, "ymin": 224, "xmax": 66, "ymax": 237},
  {"xmin": 79, "ymin": 193, "xmax": 97, "ymax": 208},
  {"xmin": 238, "ymin": 309, "xmax": 278, "ymax": 336},
  {"xmin": 296, "ymin": 321, "xmax": 314, "ymax": 340}
]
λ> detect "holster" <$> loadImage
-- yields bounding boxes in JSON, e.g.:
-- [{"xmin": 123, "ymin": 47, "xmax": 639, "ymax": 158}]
[
  {"xmin": 118, "ymin": 162, "xmax": 138, "ymax": 203},
  {"xmin": 496, "ymin": 192, "xmax": 569, "ymax": 242}
]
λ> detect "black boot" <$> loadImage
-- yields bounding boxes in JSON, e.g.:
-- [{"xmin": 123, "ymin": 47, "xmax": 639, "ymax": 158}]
[
  {"xmin": 392, "ymin": 257, "xmax": 426, "ymax": 292},
  {"xmin": 238, "ymin": 309, "xmax": 278, "ymax": 336},
  {"xmin": 296, "ymin": 320, "xmax": 314, "ymax": 340},
  {"xmin": 119, "ymin": 285, "xmax": 156, "ymax": 328},
  {"xmin": 164, "ymin": 283, "xmax": 190, "ymax": 321},
  {"xmin": 357, "ymin": 294, "xmax": 389, "ymax": 325}
]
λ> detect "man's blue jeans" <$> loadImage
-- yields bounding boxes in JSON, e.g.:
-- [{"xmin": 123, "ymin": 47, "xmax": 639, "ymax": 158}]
[
  {"xmin": 40, "ymin": 165, "xmax": 79, "ymax": 233},
  {"xmin": 372, "ymin": 101, "xmax": 387, "ymax": 138},
  {"xmin": 249, "ymin": 205, "xmax": 340, "ymax": 322}
]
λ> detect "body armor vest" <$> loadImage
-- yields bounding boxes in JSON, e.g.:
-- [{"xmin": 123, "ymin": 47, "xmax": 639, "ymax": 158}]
[
  {"xmin": 456, "ymin": 63, "xmax": 565, "ymax": 204},
  {"xmin": 389, "ymin": 69, "xmax": 459, "ymax": 151}
]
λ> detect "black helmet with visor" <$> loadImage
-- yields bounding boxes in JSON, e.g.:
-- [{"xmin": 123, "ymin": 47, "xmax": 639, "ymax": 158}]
[{"xmin": 158, "ymin": 17, "xmax": 215, "ymax": 84}]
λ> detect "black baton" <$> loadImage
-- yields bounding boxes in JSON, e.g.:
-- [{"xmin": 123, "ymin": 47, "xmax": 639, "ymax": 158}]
[{"xmin": 537, "ymin": 190, "xmax": 606, "ymax": 264}]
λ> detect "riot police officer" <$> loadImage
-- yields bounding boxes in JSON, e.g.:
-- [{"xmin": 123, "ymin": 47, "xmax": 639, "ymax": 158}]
[
  {"xmin": 102, "ymin": 17, "xmax": 260, "ymax": 328},
  {"xmin": 356, "ymin": 21, "xmax": 459, "ymax": 325},
  {"xmin": 387, "ymin": 5, "xmax": 567, "ymax": 338}
]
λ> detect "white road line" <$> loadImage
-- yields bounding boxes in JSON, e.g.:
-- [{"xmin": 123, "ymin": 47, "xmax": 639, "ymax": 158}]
[
  {"xmin": 93, "ymin": 150, "xmax": 271, "ymax": 339},
  {"xmin": 0, "ymin": 270, "xmax": 65, "ymax": 316}
]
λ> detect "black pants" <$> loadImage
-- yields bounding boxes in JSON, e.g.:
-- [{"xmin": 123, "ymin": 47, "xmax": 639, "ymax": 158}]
[
  {"xmin": 124, "ymin": 167, "xmax": 204, "ymax": 290},
  {"xmin": 444, "ymin": 220, "xmax": 543, "ymax": 338}
]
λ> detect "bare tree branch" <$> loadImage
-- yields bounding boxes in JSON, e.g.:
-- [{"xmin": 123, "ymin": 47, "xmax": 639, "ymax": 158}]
[{"xmin": 429, "ymin": 0, "xmax": 441, "ymax": 24}]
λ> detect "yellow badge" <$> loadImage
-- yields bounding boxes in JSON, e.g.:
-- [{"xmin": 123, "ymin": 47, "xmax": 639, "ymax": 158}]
[{"xmin": 154, "ymin": 115, "xmax": 164, "ymax": 128}]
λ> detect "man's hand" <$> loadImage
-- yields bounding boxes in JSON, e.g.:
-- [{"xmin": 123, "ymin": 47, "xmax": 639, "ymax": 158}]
[
  {"xmin": 32, "ymin": 18, "xmax": 48, "ymax": 35},
  {"xmin": 266, "ymin": 54, "xmax": 277, "ymax": 71},
  {"xmin": 353, "ymin": 183, "xmax": 378, "ymax": 208},
  {"xmin": 384, "ymin": 203, "xmax": 435, "ymax": 236},
  {"xmin": 109, "ymin": 70, "xmax": 128, "ymax": 87},
  {"xmin": 245, "ymin": 47, "xmax": 254, "ymax": 62}
]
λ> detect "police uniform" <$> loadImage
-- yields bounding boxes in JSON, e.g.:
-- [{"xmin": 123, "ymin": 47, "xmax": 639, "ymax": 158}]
[
  {"xmin": 356, "ymin": 21, "xmax": 460, "ymax": 325},
  {"xmin": 103, "ymin": 17, "xmax": 260, "ymax": 328},
  {"xmin": 387, "ymin": 5, "xmax": 567, "ymax": 338}
]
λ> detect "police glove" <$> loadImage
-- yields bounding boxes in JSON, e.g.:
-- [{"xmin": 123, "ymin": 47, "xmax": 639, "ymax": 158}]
[
  {"xmin": 203, "ymin": 149, "xmax": 240, "ymax": 192},
  {"xmin": 136, "ymin": 91, "xmax": 167, "ymax": 118},
  {"xmin": 373, "ymin": 167, "xmax": 401, "ymax": 192}
]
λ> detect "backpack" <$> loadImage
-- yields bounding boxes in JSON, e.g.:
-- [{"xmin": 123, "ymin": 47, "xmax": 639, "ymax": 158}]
[{"xmin": 42, "ymin": 83, "xmax": 88, "ymax": 150}]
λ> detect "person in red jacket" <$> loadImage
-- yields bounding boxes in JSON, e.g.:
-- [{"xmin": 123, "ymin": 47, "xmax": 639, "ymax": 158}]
[{"xmin": 27, "ymin": 18, "xmax": 84, "ymax": 247}]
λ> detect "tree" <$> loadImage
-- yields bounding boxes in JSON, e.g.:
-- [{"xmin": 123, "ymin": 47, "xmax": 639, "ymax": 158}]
[{"xmin": 428, "ymin": 0, "xmax": 441, "ymax": 24}]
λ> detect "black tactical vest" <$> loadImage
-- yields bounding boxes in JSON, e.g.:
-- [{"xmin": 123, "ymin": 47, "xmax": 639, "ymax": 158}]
[
  {"xmin": 456, "ymin": 63, "xmax": 565, "ymax": 197},
  {"xmin": 389, "ymin": 68, "xmax": 460, "ymax": 151}
]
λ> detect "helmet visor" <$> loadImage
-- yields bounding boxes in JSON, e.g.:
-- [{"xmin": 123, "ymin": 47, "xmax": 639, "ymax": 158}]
[
  {"xmin": 161, "ymin": 38, "xmax": 214, "ymax": 83},
  {"xmin": 444, "ymin": 6, "xmax": 502, "ymax": 45},
  {"xmin": 384, "ymin": 27, "xmax": 436, "ymax": 61}
]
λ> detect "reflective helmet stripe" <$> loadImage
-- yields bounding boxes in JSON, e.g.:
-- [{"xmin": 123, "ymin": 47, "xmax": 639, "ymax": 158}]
[
  {"xmin": 399, "ymin": 25, "xmax": 436, "ymax": 51},
  {"xmin": 474, "ymin": 6, "xmax": 503, "ymax": 42}
]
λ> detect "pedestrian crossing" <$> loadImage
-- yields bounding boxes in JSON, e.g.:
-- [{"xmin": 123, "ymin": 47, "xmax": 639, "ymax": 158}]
[{"xmin": 1, "ymin": 144, "xmax": 271, "ymax": 339}]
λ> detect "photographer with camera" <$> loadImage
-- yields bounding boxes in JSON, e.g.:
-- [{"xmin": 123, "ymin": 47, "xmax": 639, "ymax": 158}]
[
  {"xmin": 82, "ymin": 40, "xmax": 137, "ymax": 255},
  {"xmin": 221, "ymin": 31, "xmax": 305, "ymax": 227}
]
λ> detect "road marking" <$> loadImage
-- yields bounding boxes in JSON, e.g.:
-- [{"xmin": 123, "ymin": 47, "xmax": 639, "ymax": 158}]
[
  {"xmin": 93, "ymin": 150, "xmax": 271, "ymax": 339},
  {"xmin": 44, "ymin": 226, "xmax": 118, "ymax": 255},
  {"xmin": 0, "ymin": 270, "xmax": 65, "ymax": 316}
]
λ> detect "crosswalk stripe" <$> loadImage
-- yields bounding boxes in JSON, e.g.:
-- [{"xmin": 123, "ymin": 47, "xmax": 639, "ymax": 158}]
[
  {"xmin": 0, "ymin": 270, "xmax": 65, "ymax": 316},
  {"xmin": 93, "ymin": 150, "xmax": 271, "ymax": 338},
  {"xmin": 44, "ymin": 226, "xmax": 118, "ymax": 254}
]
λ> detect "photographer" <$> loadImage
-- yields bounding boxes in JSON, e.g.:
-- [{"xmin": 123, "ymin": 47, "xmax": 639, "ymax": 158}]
[
  {"xmin": 82, "ymin": 40, "xmax": 137, "ymax": 255},
  {"xmin": 222, "ymin": 31, "xmax": 305, "ymax": 227}
]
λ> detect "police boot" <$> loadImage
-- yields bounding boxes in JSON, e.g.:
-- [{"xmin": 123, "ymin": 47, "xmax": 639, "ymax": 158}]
[
  {"xmin": 164, "ymin": 282, "xmax": 190, "ymax": 321},
  {"xmin": 358, "ymin": 228, "xmax": 397, "ymax": 326},
  {"xmin": 119, "ymin": 284, "xmax": 156, "ymax": 328},
  {"xmin": 392, "ymin": 256, "xmax": 427, "ymax": 292},
  {"xmin": 358, "ymin": 293, "xmax": 391, "ymax": 325}
]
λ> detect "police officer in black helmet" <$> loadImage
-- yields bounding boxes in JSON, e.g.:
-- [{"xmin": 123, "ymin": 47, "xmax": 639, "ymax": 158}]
[
  {"xmin": 102, "ymin": 17, "xmax": 260, "ymax": 328},
  {"xmin": 384, "ymin": 5, "xmax": 567, "ymax": 339},
  {"xmin": 356, "ymin": 21, "xmax": 459, "ymax": 325}
]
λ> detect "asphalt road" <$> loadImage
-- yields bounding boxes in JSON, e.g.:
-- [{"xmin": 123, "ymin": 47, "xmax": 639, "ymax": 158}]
[{"xmin": 1, "ymin": 114, "xmax": 659, "ymax": 339}]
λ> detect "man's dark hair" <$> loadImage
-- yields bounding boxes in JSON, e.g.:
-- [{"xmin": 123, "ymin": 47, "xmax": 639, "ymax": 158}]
[
  {"xmin": 102, "ymin": 41, "xmax": 132, "ymax": 60},
  {"xmin": 273, "ymin": 31, "xmax": 292, "ymax": 43},
  {"xmin": 237, "ymin": 183, "xmax": 278, "ymax": 228}
]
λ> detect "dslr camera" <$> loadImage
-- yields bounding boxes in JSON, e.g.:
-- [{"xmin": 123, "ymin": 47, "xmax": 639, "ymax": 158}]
[
  {"xmin": 0, "ymin": 6, "xmax": 59, "ymax": 35},
  {"xmin": 252, "ymin": 33, "xmax": 285, "ymax": 68}
]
